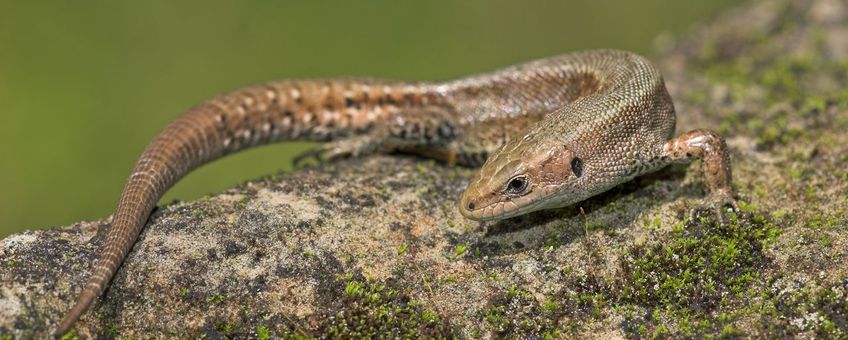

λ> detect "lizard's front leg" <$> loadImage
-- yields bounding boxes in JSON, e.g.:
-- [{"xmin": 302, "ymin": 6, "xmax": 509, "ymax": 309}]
[{"xmin": 663, "ymin": 128, "xmax": 739, "ymax": 221}]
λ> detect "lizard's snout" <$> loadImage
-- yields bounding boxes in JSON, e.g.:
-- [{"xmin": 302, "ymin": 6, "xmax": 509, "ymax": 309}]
[
  {"xmin": 458, "ymin": 190, "xmax": 479, "ymax": 220},
  {"xmin": 459, "ymin": 184, "xmax": 495, "ymax": 221},
  {"xmin": 459, "ymin": 186, "xmax": 505, "ymax": 221}
]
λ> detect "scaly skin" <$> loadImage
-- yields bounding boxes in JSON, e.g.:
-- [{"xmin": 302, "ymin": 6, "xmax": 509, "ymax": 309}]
[
  {"xmin": 54, "ymin": 49, "xmax": 736, "ymax": 336},
  {"xmin": 458, "ymin": 51, "xmax": 737, "ymax": 221}
]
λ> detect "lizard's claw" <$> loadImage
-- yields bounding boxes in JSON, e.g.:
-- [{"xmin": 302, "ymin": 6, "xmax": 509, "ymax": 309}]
[
  {"xmin": 690, "ymin": 190, "xmax": 738, "ymax": 224},
  {"xmin": 293, "ymin": 142, "xmax": 351, "ymax": 168},
  {"xmin": 292, "ymin": 136, "xmax": 378, "ymax": 168}
]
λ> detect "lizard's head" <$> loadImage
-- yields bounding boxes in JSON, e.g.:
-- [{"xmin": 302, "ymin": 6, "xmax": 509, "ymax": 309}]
[{"xmin": 459, "ymin": 135, "xmax": 585, "ymax": 221}]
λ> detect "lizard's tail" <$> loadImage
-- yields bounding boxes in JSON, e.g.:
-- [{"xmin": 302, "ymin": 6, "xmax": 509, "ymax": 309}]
[
  {"xmin": 53, "ymin": 80, "xmax": 432, "ymax": 336},
  {"xmin": 53, "ymin": 105, "xmax": 228, "ymax": 336}
]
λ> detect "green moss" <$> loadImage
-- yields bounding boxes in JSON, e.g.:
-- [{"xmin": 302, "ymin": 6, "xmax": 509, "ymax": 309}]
[
  {"xmin": 215, "ymin": 322, "xmax": 234, "ymax": 334},
  {"xmin": 484, "ymin": 306, "xmax": 509, "ymax": 332},
  {"xmin": 577, "ymin": 293, "xmax": 605, "ymax": 318},
  {"xmin": 652, "ymin": 324, "xmax": 670, "ymax": 338},
  {"xmin": 622, "ymin": 212, "xmax": 775, "ymax": 307},
  {"xmin": 478, "ymin": 287, "xmax": 566, "ymax": 336},
  {"xmin": 507, "ymin": 286, "xmax": 531, "ymax": 300},
  {"xmin": 445, "ymin": 219, "xmax": 456, "ymax": 229},
  {"xmin": 767, "ymin": 278, "xmax": 848, "ymax": 338},
  {"xmin": 414, "ymin": 186, "xmax": 430, "ymax": 196},
  {"xmin": 396, "ymin": 244, "xmax": 408, "ymax": 256},
  {"xmin": 695, "ymin": 42, "xmax": 847, "ymax": 149},
  {"xmin": 452, "ymin": 244, "xmax": 468, "ymax": 259},
  {"xmin": 720, "ymin": 323, "xmax": 742, "ymax": 337},
  {"xmin": 344, "ymin": 281, "xmax": 366, "ymax": 298},
  {"xmin": 422, "ymin": 310, "xmax": 440, "ymax": 323},
  {"xmin": 487, "ymin": 271, "xmax": 500, "ymax": 282},
  {"xmin": 106, "ymin": 323, "xmax": 119, "ymax": 337},
  {"xmin": 256, "ymin": 325, "xmax": 271, "ymax": 340},
  {"xmin": 819, "ymin": 234, "xmax": 833, "ymax": 247},
  {"xmin": 208, "ymin": 294, "xmax": 226, "ymax": 305},
  {"xmin": 541, "ymin": 328, "xmax": 563, "ymax": 339},
  {"xmin": 771, "ymin": 209, "xmax": 788, "ymax": 219},
  {"xmin": 542, "ymin": 298, "xmax": 559, "ymax": 314},
  {"xmin": 586, "ymin": 222, "xmax": 608, "ymax": 234},
  {"xmin": 617, "ymin": 211, "xmax": 778, "ymax": 337},
  {"xmin": 643, "ymin": 217, "xmax": 663, "ymax": 230},
  {"xmin": 59, "ymin": 331, "xmax": 78, "ymax": 340},
  {"xmin": 321, "ymin": 277, "xmax": 452, "ymax": 338},
  {"xmin": 638, "ymin": 324, "xmax": 648, "ymax": 336}
]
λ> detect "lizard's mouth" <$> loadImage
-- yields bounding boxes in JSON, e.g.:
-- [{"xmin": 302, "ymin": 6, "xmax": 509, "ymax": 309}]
[{"xmin": 459, "ymin": 185, "xmax": 557, "ymax": 221}]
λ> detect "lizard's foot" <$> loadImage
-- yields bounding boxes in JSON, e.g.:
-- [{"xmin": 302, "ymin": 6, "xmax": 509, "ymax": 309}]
[
  {"xmin": 292, "ymin": 136, "xmax": 379, "ymax": 168},
  {"xmin": 690, "ymin": 190, "xmax": 739, "ymax": 224}
]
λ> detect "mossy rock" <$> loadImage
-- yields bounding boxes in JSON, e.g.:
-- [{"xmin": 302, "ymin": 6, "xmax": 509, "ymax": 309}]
[{"xmin": 2, "ymin": 0, "xmax": 848, "ymax": 338}]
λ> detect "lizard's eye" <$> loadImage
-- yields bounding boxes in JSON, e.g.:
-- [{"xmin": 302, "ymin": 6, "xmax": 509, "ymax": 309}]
[
  {"xmin": 571, "ymin": 157, "xmax": 583, "ymax": 178},
  {"xmin": 505, "ymin": 175, "xmax": 529, "ymax": 195}
]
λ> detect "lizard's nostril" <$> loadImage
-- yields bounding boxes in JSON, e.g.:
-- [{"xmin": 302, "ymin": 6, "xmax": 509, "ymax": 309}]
[{"xmin": 467, "ymin": 202, "xmax": 475, "ymax": 210}]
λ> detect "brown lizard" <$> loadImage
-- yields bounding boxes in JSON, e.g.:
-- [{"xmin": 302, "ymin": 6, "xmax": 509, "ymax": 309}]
[{"xmin": 54, "ymin": 49, "xmax": 736, "ymax": 336}]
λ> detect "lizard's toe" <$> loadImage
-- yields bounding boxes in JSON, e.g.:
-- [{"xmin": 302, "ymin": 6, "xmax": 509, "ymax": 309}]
[
  {"xmin": 292, "ymin": 136, "xmax": 380, "ymax": 168},
  {"xmin": 691, "ymin": 190, "xmax": 737, "ymax": 224},
  {"xmin": 292, "ymin": 143, "xmax": 351, "ymax": 168}
]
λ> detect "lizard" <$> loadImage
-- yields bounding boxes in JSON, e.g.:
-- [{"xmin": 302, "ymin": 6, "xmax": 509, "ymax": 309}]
[{"xmin": 54, "ymin": 49, "xmax": 736, "ymax": 336}]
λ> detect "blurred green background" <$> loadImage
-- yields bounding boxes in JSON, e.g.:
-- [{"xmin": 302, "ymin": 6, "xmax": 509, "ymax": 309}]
[{"xmin": 0, "ymin": 1, "xmax": 736, "ymax": 237}]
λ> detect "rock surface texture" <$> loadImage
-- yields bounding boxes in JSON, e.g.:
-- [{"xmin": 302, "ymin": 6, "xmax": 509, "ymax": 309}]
[{"xmin": 2, "ymin": 0, "xmax": 848, "ymax": 338}]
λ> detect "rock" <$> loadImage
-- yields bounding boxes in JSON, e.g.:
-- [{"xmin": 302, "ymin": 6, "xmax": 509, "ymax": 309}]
[{"xmin": 2, "ymin": 0, "xmax": 847, "ymax": 338}]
